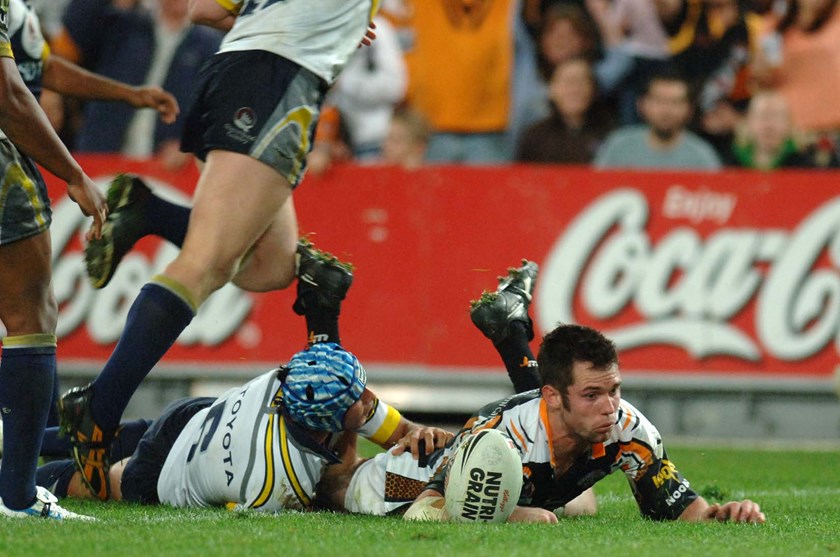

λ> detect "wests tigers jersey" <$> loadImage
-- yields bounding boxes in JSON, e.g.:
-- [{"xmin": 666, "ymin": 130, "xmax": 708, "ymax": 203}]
[
  {"xmin": 214, "ymin": 0, "xmax": 380, "ymax": 84},
  {"xmin": 428, "ymin": 391, "xmax": 699, "ymax": 520},
  {"xmin": 157, "ymin": 368, "xmax": 401, "ymax": 511}
]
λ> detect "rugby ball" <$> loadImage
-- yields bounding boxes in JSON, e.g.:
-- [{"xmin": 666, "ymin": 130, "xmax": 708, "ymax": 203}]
[{"xmin": 443, "ymin": 429, "xmax": 523, "ymax": 523}]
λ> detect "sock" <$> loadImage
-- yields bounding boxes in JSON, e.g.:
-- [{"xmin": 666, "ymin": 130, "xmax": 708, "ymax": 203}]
[
  {"xmin": 35, "ymin": 460, "xmax": 77, "ymax": 498},
  {"xmin": 142, "ymin": 194, "xmax": 190, "ymax": 248},
  {"xmin": 110, "ymin": 419, "xmax": 152, "ymax": 461},
  {"xmin": 90, "ymin": 277, "xmax": 195, "ymax": 432},
  {"xmin": 494, "ymin": 321, "xmax": 540, "ymax": 394},
  {"xmin": 46, "ymin": 368, "xmax": 60, "ymax": 428},
  {"xmin": 40, "ymin": 426, "xmax": 71, "ymax": 458},
  {"xmin": 0, "ymin": 335, "xmax": 56, "ymax": 509},
  {"xmin": 294, "ymin": 291, "xmax": 341, "ymax": 346}
]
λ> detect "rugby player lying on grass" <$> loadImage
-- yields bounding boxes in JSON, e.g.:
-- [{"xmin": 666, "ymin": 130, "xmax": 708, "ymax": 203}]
[
  {"xmin": 315, "ymin": 261, "xmax": 766, "ymax": 524},
  {"xmin": 35, "ymin": 247, "xmax": 451, "ymax": 510}
]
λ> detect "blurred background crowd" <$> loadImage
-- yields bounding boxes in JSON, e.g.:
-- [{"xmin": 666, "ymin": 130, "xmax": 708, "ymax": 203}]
[{"xmin": 28, "ymin": 0, "xmax": 840, "ymax": 173}]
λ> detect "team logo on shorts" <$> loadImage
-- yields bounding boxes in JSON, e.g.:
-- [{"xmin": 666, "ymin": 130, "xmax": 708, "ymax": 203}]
[
  {"xmin": 233, "ymin": 107, "xmax": 256, "ymax": 132},
  {"xmin": 225, "ymin": 107, "xmax": 258, "ymax": 145}
]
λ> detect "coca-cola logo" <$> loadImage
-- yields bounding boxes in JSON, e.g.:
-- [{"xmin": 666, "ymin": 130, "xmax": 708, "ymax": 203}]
[
  {"xmin": 51, "ymin": 177, "xmax": 253, "ymax": 346},
  {"xmin": 536, "ymin": 187, "xmax": 840, "ymax": 363}
]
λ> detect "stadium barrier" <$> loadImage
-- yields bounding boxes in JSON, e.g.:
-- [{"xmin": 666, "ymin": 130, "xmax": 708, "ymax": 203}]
[{"xmin": 44, "ymin": 157, "xmax": 840, "ymax": 440}]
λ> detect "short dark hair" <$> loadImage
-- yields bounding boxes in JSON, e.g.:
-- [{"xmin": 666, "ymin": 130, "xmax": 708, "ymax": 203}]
[
  {"xmin": 537, "ymin": 324, "xmax": 618, "ymax": 395},
  {"xmin": 641, "ymin": 66, "xmax": 691, "ymax": 98}
]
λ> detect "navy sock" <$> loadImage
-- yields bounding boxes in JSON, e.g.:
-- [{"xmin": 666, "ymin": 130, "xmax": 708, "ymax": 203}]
[
  {"xmin": 40, "ymin": 426, "xmax": 71, "ymax": 458},
  {"xmin": 91, "ymin": 279, "xmax": 195, "ymax": 432},
  {"xmin": 35, "ymin": 460, "xmax": 77, "ymax": 498},
  {"xmin": 110, "ymin": 419, "xmax": 152, "ymax": 461},
  {"xmin": 494, "ymin": 321, "xmax": 540, "ymax": 394},
  {"xmin": 293, "ymin": 291, "xmax": 341, "ymax": 346},
  {"xmin": 46, "ymin": 368, "xmax": 60, "ymax": 428},
  {"xmin": 0, "ymin": 337, "xmax": 56, "ymax": 509},
  {"xmin": 143, "ymin": 193, "xmax": 190, "ymax": 248}
]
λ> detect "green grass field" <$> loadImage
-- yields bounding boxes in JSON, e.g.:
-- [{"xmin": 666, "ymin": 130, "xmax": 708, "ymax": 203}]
[{"xmin": 2, "ymin": 444, "xmax": 838, "ymax": 557}]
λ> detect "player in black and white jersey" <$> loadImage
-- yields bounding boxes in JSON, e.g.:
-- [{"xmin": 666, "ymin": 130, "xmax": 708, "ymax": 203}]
[
  {"xmin": 316, "ymin": 261, "xmax": 765, "ymax": 524},
  {"xmin": 60, "ymin": 0, "xmax": 382, "ymax": 503}
]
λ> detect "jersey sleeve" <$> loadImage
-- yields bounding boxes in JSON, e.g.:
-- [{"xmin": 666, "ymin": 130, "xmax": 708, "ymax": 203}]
[
  {"xmin": 615, "ymin": 403, "xmax": 699, "ymax": 520},
  {"xmin": 0, "ymin": 0, "xmax": 13, "ymax": 59},
  {"xmin": 354, "ymin": 397, "xmax": 402, "ymax": 446}
]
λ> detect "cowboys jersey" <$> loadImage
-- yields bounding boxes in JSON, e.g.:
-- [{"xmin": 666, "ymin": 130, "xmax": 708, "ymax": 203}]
[
  {"xmin": 4, "ymin": 0, "xmax": 47, "ymax": 97},
  {"xmin": 427, "ymin": 391, "xmax": 700, "ymax": 520},
  {"xmin": 157, "ymin": 367, "xmax": 401, "ymax": 511},
  {"xmin": 214, "ymin": 0, "xmax": 380, "ymax": 84}
]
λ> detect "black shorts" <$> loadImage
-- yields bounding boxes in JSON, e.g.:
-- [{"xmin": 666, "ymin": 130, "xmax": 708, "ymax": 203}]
[
  {"xmin": 181, "ymin": 50, "xmax": 328, "ymax": 188},
  {"xmin": 121, "ymin": 397, "xmax": 215, "ymax": 505}
]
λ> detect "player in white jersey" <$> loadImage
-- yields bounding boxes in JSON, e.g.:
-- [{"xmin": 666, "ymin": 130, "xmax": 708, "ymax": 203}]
[
  {"xmin": 44, "ymin": 253, "xmax": 450, "ymax": 511},
  {"xmin": 61, "ymin": 0, "xmax": 381, "ymax": 501}
]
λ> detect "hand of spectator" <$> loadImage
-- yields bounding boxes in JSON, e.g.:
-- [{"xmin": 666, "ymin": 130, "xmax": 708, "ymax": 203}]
[
  {"xmin": 66, "ymin": 171, "xmax": 108, "ymax": 241},
  {"xmin": 702, "ymin": 500, "xmax": 766, "ymax": 524},
  {"xmin": 130, "ymin": 85, "xmax": 180, "ymax": 124},
  {"xmin": 359, "ymin": 21, "xmax": 377, "ymax": 47},
  {"xmin": 390, "ymin": 426, "xmax": 453, "ymax": 459}
]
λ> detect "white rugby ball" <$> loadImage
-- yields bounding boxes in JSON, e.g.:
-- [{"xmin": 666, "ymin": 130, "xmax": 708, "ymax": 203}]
[{"xmin": 444, "ymin": 429, "xmax": 523, "ymax": 523}]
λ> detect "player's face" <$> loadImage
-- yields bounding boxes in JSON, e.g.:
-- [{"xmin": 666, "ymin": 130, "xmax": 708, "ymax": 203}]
[
  {"xmin": 561, "ymin": 362, "xmax": 621, "ymax": 444},
  {"xmin": 342, "ymin": 389, "xmax": 375, "ymax": 430}
]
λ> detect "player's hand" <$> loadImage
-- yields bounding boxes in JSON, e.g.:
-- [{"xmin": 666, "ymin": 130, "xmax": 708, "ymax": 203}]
[
  {"xmin": 359, "ymin": 21, "xmax": 377, "ymax": 47},
  {"xmin": 391, "ymin": 427, "xmax": 453, "ymax": 459},
  {"xmin": 508, "ymin": 506, "xmax": 558, "ymax": 524},
  {"xmin": 703, "ymin": 500, "xmax": 766, "ymax": 524},
  {"xmin": 66, "ymin": 172, "xmax": 108, "ymax": 241},
  {"xmin": 130, "ymin": 85, "xmax": 180, "ymax": 124}
]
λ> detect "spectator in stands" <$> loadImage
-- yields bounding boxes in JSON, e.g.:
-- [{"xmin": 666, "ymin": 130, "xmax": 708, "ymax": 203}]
[
  {"xmin": 727, "ymin": 90, "xmax": 837, "ymax": 169},
  {"xmin": 330, "ymin": 15, "xmax": 407, "ymax": 161},
  {"xmin": 608, "ymin": 0, "xmax": 672, "ymax": 125},
  {"xmin": 657, "ymin": 0, "xmax": 757, "ymax": 155},
  {"xmin": 594, "ymin": 69, "xmax": 722, "ymax": 169},
  {"xmin": 515, "ymin": 57, "xmax": 614, "ymax": 164},
  {"xmin": 380, "ymin": 106, "xmax": 431, "ymax": 171},
  {"xmin": 751, "ymin": 0, "xmax": 840, "ymax": 153},
  {"xmin": 396, "ymin": 0, "xmax": 517, "ymax": 164},
  {"xmin": 514, "ymin": 1, "xmax": 632, "ymax": 140},
  {"xmin": 52, "ymin": 0, "xmax": 221, "ymax": 169}
]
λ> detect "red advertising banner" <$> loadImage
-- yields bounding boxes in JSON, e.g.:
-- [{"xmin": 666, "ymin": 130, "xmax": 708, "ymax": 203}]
[{"xmin": 44, "ymin": 157, "xmax": 840, "ymax": 377}]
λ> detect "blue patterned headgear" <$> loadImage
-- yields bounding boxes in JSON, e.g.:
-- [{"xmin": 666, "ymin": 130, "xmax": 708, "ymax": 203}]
[{"xmin": 281, "ymin": 343, "xmax": 367, "ymax": 432}]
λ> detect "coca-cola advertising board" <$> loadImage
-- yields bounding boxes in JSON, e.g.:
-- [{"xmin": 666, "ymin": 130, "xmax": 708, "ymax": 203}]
[{"xmin": 43, "ymin": 157, "xmax": 840, "ymax": 378}]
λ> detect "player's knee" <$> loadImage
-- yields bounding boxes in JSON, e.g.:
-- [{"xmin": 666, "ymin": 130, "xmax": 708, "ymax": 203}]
[{"xmin": 1, "ymin": 292, "xmax": 57, "ymax": 335}]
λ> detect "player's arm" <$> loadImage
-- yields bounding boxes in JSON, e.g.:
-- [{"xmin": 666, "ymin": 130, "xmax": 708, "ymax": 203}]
[
  {"xmin": 42, "ymin": 55, "xmax": 179, "ymax": 124},
  {"xmin": 189, "ymin": 0, "xmax": 238, "ymax": 31},
  {"xmin": 678, "ymin": 496, "xmax": 766, "ymax": 523},
  {"xmin": 355, "ymin": 390, "xmax": 452, "ymax": 458},
  {"xmin": 0, "ymin": 56, "xmax": 106, "ymax": 236}
]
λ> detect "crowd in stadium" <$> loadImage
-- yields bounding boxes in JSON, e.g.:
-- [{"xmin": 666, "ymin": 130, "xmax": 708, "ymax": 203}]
[{"xmin": 27, "ymin": 0, "xmax": 840, "ymax": 171}]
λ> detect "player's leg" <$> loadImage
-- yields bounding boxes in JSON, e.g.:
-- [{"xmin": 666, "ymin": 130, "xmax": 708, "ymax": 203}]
[
  {"xmin": 85, "ymin": 174, "xmax": 191, "ymax": 289},
  {"xmin": 0, "ymin": 231, "xmax": 57, "ymax": 512},
  {"xmin": 61, "ymin": 152, "xmax": 292, "ymax": 499},
  {"xmin": 470, "ymin": 260, "xmax": 541, "ymax": 393},
  {"xmin": 229, "ymin": 194, "xmax": 298, "ymax": 292},
  {"xmin": 292, "ymin": 237, "xmax": 354, "ymax": 346}
]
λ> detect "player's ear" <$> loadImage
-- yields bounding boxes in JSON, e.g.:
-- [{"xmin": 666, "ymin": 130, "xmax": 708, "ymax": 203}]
[{"xmin": 541, "ymin": 384, "xmax": 563, "ymax": 409}]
